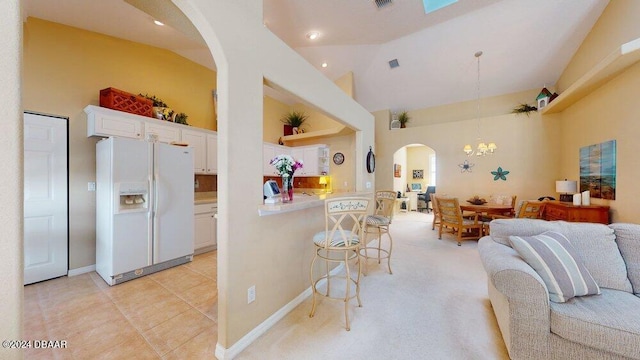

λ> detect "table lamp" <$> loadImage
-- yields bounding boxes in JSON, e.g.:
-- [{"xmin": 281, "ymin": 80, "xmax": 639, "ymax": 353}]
[
  {"xmin": 319, "ymin": 176, "xmax": 329, "ymax": 193},
  {"xmin": 556, "ymin": 179, "xmax": 577, "ymax": 202}
]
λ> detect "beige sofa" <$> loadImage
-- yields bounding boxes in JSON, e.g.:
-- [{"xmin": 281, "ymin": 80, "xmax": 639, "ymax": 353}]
[{"xmin": 478, "ymin": 219, "xmax": 640, "ymax": 359}]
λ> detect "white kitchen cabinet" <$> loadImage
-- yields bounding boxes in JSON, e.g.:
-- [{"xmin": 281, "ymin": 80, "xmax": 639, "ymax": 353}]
[
  {"xmin": 194, "ymin": 202, "xmax": 217, "ymax": 254},
  {"xmin": 145, "ymin": 122, "xmax": 180, "ymax": 144},
  {"xmin": 291, "ymin": 144, "xmax": 329, "ymax": 176},
  {"xmin": 182, "ymin": 130, "xmax": 207, "ymax": 173},
  {"xmin": 263, "ymin": 143, "xmax": 290, "ymax": 176},
  {"xmin": 206, "ymin": 134, "xmax": 217, "ymax": 174},
  {"xmin": 86, "ymin": 105, "xmax": 142, "ymax": 139}
]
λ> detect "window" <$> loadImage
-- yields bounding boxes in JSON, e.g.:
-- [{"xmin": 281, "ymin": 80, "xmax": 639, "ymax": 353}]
[{"xmin": 429, "ymin": 154, "xmax": 436, "ymax": 186}]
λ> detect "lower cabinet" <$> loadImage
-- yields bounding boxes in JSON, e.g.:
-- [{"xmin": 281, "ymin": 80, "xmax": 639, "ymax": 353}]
[{"xmin": 194, "ymin": 203, "xmax": 217, "ymax": 254}]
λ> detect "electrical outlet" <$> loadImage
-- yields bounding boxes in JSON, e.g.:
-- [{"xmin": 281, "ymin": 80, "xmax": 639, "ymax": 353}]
[
  {"xmin": 88, "ymin": 182, "xmax": 96, "ymax": 191},
  {"xmin": 194, "ymin": 179, "xmax": 199, "ymax": 189},
  {"xmin": 366, "ymin": 181, "xmax": 372, "ymax": 189},
  {"xmin": 247, "ymin": 285, "xmax": 256, "ymax": 304}
]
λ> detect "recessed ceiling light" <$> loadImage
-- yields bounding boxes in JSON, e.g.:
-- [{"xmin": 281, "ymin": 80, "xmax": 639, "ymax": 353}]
[
  {"xmin": 154, "ymin": 20, "xmax": 165, "ymax": 26},
  {"xmin": 306, "ymin": 32, "xmax": 320, "ymax": 40},
  {"xmin": 321, "ymin": 62, "xmax": 328, "ymax": 68}
]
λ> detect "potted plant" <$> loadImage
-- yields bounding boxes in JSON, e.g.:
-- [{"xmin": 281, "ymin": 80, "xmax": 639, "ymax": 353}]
[
  {"xmin": 512, "ymin": 103, "xmax": 538, "ymax": 117},
  {"xmin": 281, "ymin": 110, "xmax": 309, "ymax": 135},
  {"xmin": 398, "ymin": 111, "xmax": 410, "ymax": 128},
  {"xmin": 140, "ymin": 93, "xmax": 173, "ymax": 120},
  {"xmin": 174, "ymin": 112, "xmax": 189, "ymax": 125}
]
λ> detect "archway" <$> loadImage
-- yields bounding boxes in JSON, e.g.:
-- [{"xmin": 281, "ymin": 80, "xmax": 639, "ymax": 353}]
[{"xmin": 392, "ymin": 143, "xmax": 436, "ymax": 212}]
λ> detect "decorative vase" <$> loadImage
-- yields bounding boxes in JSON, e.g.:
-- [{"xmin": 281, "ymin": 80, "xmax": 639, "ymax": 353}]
[
  {"xmin": 283, "ymin": 125, "xmax": 294, "ymax": 136},
  {"xmin": 282, "ymin": 176, "xmax": 294, "ymax": 202}
]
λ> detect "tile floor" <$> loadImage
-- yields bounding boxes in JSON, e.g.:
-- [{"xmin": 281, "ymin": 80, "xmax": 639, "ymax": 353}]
[{"xmin": 23, "ymin": 251, "xmax": 218, "ymax": 359}]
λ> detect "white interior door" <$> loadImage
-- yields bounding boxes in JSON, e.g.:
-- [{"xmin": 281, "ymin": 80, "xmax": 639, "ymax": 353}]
[{"xmin": 24, "ymin": 112, "xmax": 68, "ymax": 285}]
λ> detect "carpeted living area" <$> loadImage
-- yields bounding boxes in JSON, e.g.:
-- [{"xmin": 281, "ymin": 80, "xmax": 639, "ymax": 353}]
[{"xmin": 237, "ymin": 211, "xmax": 509, "ymax": 359}]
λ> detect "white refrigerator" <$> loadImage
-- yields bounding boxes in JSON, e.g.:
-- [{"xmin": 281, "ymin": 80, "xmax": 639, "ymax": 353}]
[{"xmin": 96, "ymin": 137, "xmax": 194, "ymax": 285}]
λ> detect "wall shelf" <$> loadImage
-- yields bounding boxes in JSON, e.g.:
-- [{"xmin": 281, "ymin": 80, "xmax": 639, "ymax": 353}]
[
  {"xmin": 281, "ymin": 125, "xmax": 347, "ymax": 144},
  {"xmin": 542, "ymin": 37, "xmax": 640, "ymax": 115}
]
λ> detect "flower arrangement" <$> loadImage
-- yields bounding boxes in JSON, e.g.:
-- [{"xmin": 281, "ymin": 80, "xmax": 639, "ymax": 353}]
[{"xmin": 270, "ymin": 154, "xmax": 303, "ymax": 178}]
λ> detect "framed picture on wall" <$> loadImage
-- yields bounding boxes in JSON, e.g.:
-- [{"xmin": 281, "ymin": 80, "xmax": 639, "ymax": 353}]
[
  {"xmin": 412, "ymin": 169, "xmax": 424, "ymax": 179},
  {"xmin": 394, "ymin": 164, "xmax": 401, "ymax": 178},
  {"xmin": 580, "ymin": 140, "xmax": 616, "ymax": 200}
]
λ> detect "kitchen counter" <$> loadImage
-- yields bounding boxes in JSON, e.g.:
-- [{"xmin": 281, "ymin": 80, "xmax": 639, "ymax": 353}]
[
  {"xmin": 258, "ymin": 191, "xmax": 373, "ymax": 216},
  {"xmin": 195, "ymin": 191, "xmax": 217, "ymax": 204}
]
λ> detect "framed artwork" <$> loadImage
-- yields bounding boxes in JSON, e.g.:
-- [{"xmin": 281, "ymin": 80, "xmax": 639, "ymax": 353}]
[
  {"xmin": 394, "ymin": 164, "xmax": 401, "ymax": 178},
  {"xmin": 412, "ymin": 169, "xmax": 423, "ymax": 179},
  {"xmin": 580, "ymin": 140, "xmax": 616, "ymax": 200}
]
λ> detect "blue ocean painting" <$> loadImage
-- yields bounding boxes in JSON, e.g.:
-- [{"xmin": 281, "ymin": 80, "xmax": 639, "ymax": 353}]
[{"xmin": 579, "ymin": 140, "xmax": 616, "ymax": 200}]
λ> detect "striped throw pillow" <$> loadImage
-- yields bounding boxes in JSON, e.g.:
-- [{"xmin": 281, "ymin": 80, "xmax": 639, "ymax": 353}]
[{"xmin": 509, "ymin": 231, "xmax": 600, "ymax": 303}]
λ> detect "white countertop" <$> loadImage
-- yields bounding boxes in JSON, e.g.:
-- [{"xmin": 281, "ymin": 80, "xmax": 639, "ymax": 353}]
[{"xmin": 258, "ymin": 191, "xmax": 373, "ymax": 216}]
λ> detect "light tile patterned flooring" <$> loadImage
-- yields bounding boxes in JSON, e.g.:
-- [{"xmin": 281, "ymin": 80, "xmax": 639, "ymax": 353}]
[{"xmin": 23, "ymin": 251, "xmax": 218, "ymax": 359}]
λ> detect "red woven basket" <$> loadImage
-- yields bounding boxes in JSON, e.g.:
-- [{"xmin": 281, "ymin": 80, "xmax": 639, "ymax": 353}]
[{"xmin": 99, "ymin": 87, "xmax": 153, "ymax": 117}]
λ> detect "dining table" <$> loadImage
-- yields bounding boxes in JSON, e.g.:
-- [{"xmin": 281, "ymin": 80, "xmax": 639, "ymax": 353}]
[{"xmin": 460, "ymin": 203, "xmax": 514, "ymax": 217}]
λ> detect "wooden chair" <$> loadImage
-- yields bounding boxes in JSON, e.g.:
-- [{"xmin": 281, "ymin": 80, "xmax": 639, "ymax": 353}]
[
  {"xmin": 360, "ymin": 190, "xmax": 396, "ymax": 275},
  {"xmin": 430, "ymin": 193, "xmax": 441, "ymax": 230},
  {"xmin": 309, "ymin": 197, "xmax": 371, "ymax": 331},
  {"xmin": 436, "ymin": 197, "xmax": 484, "ymax": 246},
  {"xmin": 517, "ymin": 201, "xmax": 546, "ymax": 219}
]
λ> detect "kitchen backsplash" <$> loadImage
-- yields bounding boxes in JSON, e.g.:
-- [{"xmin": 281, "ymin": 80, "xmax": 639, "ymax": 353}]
[
  {"xmin": 264, "ymin": 176, "xmax": 327, "ymax": 190},
  {"xmin": 195, "ymin": 174, "xmax": 217, "ymax": 192},
  {"xmin": 196, "ymin": 175, "xmax": 328, "ymax": 193}
]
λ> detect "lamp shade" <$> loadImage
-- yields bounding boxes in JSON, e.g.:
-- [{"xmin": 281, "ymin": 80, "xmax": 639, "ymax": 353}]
[{"xmin": 555, "ymin": 180, "xmax": 577, "ymax": 193}]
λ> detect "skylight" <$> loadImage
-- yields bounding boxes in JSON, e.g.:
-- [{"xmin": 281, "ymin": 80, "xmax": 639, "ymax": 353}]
[{"xmin": 423, "ymin": 0, "xmax": 458, "ymax": 14}]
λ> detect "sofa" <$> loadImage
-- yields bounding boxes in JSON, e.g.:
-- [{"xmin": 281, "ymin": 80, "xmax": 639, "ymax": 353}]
[{"xmin": 478, "ymin": 219, "xmax": 640, "ymax": 360}]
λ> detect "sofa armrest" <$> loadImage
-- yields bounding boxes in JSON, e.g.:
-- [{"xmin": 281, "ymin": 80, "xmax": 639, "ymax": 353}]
[{"xmin": 478, "ymin": 236, "xmax": 551, "ymax": 360}]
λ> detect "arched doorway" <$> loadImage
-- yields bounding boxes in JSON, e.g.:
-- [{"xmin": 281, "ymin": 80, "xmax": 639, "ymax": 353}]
[{"xmin": 392, "ymin": 143, "xmax": 436, "ymax": 212}]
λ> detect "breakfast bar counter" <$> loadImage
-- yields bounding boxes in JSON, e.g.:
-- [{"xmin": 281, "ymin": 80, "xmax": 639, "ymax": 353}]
[{"xmin": 258, "ymin": 191, "xmax": 373, "ymax": 216}]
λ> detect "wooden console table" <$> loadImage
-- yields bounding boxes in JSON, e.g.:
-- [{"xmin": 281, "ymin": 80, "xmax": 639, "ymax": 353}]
[{"xmin": 542, "ymin": 201, "xmax": 610, "ymax": 224}]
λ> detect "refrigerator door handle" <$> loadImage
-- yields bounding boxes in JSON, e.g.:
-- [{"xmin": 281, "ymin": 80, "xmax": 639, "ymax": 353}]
[
  {"xmin": 153, "ymin": 173, "xmax": 160, "ymax": 262},
  {"xmin": 148, "ymin": 176, "xmax": 154, "ymax": 265}
]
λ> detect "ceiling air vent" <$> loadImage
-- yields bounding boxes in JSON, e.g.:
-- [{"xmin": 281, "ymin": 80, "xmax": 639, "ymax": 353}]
[
  {"xmin": 388, "ymin": 59, "xmax": 400, "ymax": 69},
  {"xmin": 374, "ymin": 0, "xmax": 393, "ymax": 9}
]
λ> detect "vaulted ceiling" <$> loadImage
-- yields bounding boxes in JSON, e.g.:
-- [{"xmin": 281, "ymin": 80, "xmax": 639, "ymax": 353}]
[{"xmin": 24, "ymin": 0, "xmax": 609, "ymax": 113}]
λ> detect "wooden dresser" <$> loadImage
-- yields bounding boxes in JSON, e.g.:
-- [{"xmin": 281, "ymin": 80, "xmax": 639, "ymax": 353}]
[{"xmin": 542, "ymin": 201, "xmax": 610, "ymax": 224}]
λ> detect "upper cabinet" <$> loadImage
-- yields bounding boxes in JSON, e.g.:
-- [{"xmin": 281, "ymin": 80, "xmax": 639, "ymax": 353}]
[
  {"xmin": 263, "ymin": 143, "xmax": 290, "ymax": 176},
  {"xmin": 86, "ymin": 105, "xmax": 142, "ymax": 139},
  {"xmin": 290, "ymin": 144, "xmax": 329, "ymax": 176},
  {"xmin": 86, "ymin": 105, "xmax": 218, "ymax": 175},
  {"xmin": 206, "ymin": 134, "xmax": 217, "ymax": 174},
  {"xmin": 145, "ymin": 122, "xmax": 180, "ymax": 144},
  {"xmin": 181, "ymin": 129, "xmax": 207, "ymax": 174}
]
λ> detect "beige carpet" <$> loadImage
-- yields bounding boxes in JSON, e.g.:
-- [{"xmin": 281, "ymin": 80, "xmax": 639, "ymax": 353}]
[{"xmin": 237, "ymin": 211, "xmax": 509, "ymax": 360}]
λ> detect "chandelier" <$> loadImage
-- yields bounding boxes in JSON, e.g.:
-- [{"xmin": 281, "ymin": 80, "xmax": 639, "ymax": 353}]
[{"xmin": 463, "ymin": 51, "xmax": 497, "ymax": 156}]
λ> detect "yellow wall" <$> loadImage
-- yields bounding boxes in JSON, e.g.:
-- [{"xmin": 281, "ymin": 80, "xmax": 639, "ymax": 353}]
[
  {"xmin": 23, "ymin": 18, "xmax": 217, "ymax": 269},
  {"xmin": 375, "ymin": 95, "xmax": 562, "ymax": 204},
  {"xmin": 554, "ymin": 0, "xmax": 640, "ymax": 222},
  {"xmin": 263, "ymin": 95, "xmax": 290, "ymax": 143}
]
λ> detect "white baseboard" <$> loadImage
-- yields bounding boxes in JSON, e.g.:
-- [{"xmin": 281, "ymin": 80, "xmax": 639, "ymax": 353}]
[
  {"xmin": 67, "ymin": 264, "xmax": 96, "ymax": 277},
  {"xmin": 214, "ymin": 263, "xmax": 345, "ymax": 360}
]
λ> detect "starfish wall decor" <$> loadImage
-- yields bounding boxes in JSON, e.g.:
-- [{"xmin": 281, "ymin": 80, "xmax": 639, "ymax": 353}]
[{"xmin": 491, "ymin": 167, "xmax": 510, "ymax": 181}]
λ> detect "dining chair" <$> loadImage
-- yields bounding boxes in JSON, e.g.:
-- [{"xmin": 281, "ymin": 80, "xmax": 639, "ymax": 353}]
[
  {"xmin": 436, "ymin": 197, "xmax": 484, "ymax": 246},
  {"xmin": 360, "ymin": 190, "xmax": 396, "ymax": 275},
  {"xmin": 430, "ymin": 193, "xmax": 441, "ymax": 230},
  {"xmin": 516, "ymin": 200, "xmax": 546, "ymax": 219},
  {"xmin": 309, "ymin": 196, "xmax": 371, "ymax": 331}
]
